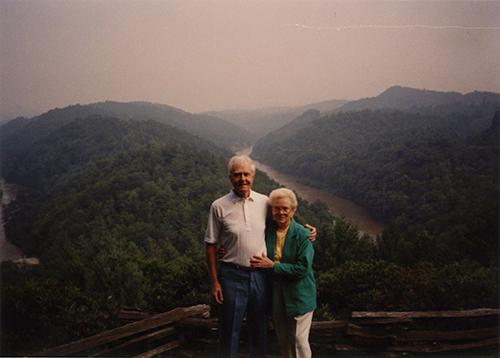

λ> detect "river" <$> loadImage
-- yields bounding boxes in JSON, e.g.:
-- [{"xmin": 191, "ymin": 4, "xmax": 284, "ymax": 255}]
[
  {"xmin": 0, "ymin": 180, "xmax": 24, "ymax": 261},
  {"xmin": 237, "ymin": 148, "xmax": 384, "ymax": 237}
]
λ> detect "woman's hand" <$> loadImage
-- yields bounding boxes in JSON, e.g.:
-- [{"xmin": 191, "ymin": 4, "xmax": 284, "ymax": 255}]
[
  {"xmin": 217, "ymin": 246, "xmax": 227, "ymax": 259},
  {"xmin": 250, "ymin": 254, "xmax": 274, "ymax": 269}
]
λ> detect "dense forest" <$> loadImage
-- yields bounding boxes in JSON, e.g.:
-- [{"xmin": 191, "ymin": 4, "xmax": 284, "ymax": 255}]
[
  {"xmin": 1, "ymin": 89, "xmax": 499, "ymax": 355},
  {"xmin": 1, "ymin": 117, "xmax": 227, "ymax": 352},
  {"xmin": 0, "ymin": 114, "xmax": 326, "ymax": 354},
  {"xmin": 253, "ymin": 88, "xmax": 499, "ymax": 311}
]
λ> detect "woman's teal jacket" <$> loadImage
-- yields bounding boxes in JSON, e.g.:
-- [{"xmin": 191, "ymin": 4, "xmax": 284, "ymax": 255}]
[{"xmin": 266, "ymin": 218, "xmax": 317, "ymax": 317}]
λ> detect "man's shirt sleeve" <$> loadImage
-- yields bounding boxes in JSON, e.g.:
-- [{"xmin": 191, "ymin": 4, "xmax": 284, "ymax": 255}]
[{"xmin": 204, "ymin": 203, "xmax": 221, "ymax": 244}]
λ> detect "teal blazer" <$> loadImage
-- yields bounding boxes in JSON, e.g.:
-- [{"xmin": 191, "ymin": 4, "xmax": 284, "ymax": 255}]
[{"xmin": 266, "ymin": 218, "xmax": 317, "ymax": 317}]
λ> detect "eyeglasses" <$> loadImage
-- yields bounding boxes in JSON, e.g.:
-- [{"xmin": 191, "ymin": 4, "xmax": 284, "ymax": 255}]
[{"xmin": 272, "ymin": 206, "xmax": 292, "ymax": 213}]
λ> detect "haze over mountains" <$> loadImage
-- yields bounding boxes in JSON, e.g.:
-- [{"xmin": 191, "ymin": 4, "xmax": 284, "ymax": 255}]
[
  {"xmin": 201, "ymin": 85, "xmax": 500, "ymax": 141},
  {"xmin": 5, "ymin": 85, "xmax": 498, "ymax": 147},
  {"xmin": 1, "ymin": 101, "xmax": 252, "ymax": 153},
  {"xmin": 253, "ymin": 86, "xmax": 500, "ymax": 142},
  {"xmin": 203, "ymin": 98, "xmax": 348, "ymax": 138}
]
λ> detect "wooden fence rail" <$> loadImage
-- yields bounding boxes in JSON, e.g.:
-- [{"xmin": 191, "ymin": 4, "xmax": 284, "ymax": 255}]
[
  {"xmin": 352, "ymin": 308, "xmax": 500, "ymax": 319},
  {"xmin": 345, "ymin": 308, "xmax": 500, "ymax": 353},
  {"xmin": 37, "ymin": 306, "xmax": 499, "ymax": 356},
  {"xmin": 174, "ymin": 307, "xmax": 499, "ymax": 354},
  {"xmin": 37, "ymin": 304, "xmax": 209, "ymax": 357}
]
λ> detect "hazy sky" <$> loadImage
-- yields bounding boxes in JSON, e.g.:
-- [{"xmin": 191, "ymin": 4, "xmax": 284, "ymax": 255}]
[{"xmin": 1, "ymin": 0, "xmax": 499, "ymax": 119}]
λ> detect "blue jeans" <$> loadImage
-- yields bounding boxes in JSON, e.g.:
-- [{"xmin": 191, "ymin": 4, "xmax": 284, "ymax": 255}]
[{"xmin": 218, "ymin": 263, "xmax": 268, "ymax": 358}]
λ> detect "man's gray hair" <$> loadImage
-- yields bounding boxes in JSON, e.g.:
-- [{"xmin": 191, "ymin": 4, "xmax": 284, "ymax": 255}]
[
  {"xmin": 227, "ymin": 155, "xmax": 256, "ymax": 174},
  {"xmin": 269, "ymin": 188, "xmax": 298, "ymax": 210}
]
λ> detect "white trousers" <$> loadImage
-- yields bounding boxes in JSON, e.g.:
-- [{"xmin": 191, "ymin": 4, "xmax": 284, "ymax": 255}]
[{"xmin": 273, "ymin": 285, "xmax": 313, "ymax": 358}]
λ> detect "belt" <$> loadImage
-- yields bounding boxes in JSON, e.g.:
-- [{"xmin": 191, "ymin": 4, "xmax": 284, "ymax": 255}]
[{"xmin": 221, "ymin": 261, "xmax": 258, "ymax": 272}]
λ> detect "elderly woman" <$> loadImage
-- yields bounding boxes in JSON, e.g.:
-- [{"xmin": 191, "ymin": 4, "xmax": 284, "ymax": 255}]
[{"xmin": 250, "ymin": 188, "xmax": 316, "ymax": 358}]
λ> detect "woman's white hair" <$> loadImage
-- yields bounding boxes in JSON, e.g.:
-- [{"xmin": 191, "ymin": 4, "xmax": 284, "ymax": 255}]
[
  {"xmin": 227, "ymin": 155, "xmax": 256, "ymax": 174},
  {"xmin": 269, "ymin": 188, "xmax": 298, "ymax": 210}
]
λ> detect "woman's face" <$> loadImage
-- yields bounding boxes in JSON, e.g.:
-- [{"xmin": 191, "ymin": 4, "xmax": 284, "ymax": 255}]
[{"xmin": 271, "ymin": 197, "xmax": 296, "ymax": 227}]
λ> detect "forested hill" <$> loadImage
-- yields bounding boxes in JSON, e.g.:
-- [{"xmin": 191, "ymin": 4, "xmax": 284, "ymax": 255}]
[
  {"xmin": 0, "ymin": 115, "xmax": 328, "ymax": 354},
  {"xmin": 253, "ymin": 94, "xmax": 499, "ymax": 267},
  {"xmin": 338, "ymin": 86, "xmax": 500, "ymax": 113},
  {"xmin": 0, "ymin": 101, "xmax": 251, "ymax": 156},
  {"xmin": 247, "ymin": 87, "xmax": 500, "ymax": 145},
  {"xmin": 1, "ymin": 116, "xmax": 223, "ymax": 188},
  {"xmin": 1, "ymin": 116, "xmax": 230, "ymax": 351}
]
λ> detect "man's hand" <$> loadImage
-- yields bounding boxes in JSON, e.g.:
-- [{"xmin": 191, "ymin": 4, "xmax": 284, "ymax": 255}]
[
  {"xmin": 211, "ymin": 280, "xmax": 224, "ymax": 304},
  {"xmin": 206, "ymin": 243, "xmax": 223, "ymax": 304},
  {"xmin": 250, "ymin": 254, "xmax": 274, "ymax": 269},
  {"xmin": 305, "ymin": 224, "xmax": 317, "ymax": 242}
]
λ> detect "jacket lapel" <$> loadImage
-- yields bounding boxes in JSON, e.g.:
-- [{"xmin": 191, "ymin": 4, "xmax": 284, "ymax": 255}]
[{"xmin": 267, "ymin": 223, "xmax": 277, "ymax": 261}]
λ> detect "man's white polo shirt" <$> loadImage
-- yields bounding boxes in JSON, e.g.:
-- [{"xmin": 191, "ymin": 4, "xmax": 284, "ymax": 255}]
[{"xmin": 205, "ymin": 190, "xmax": 269, "ymax": 267}]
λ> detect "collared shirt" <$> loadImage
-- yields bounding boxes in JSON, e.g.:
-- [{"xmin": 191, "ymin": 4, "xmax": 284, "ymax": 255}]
[{"xmin": 205, "ymin": 190, "xmax": 268, "ymax": 267}]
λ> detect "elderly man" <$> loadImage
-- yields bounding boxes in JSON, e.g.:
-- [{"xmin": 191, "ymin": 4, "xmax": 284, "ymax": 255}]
[{"xmin": 205, "ymin": 155, "xmax": 315, "ymax": 358}]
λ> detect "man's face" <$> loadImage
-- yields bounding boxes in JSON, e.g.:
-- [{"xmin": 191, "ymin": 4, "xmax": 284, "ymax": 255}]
[{"xmin": 229, "ymin": 161, "xmax": 255, "ymax": 198}]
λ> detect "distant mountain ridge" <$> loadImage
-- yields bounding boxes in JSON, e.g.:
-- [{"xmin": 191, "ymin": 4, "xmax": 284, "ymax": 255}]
[
  {"xmin": 203, "ymin": 98, "xmax": 347, "ymax": 139},
  {"xmin": 0, "ymin": 101, "xmax": 251, "ymax": 152},
  {"xmin": 337, "ymin": 86, "xmax": 500, "ymax": 112},
  {"xmin": 255, "ymin": 86, "xmax": 500, "ymax": 143},
  {"xmin": 203, "ymin": 86, "xmax": 500, "ymax": 140}
]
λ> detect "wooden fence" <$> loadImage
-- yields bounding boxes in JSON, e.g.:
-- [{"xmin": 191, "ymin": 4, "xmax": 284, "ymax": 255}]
[
  {"xmin": 37, "ymin": 306, "xmax": 499, "ymax": 357},
  {"xmin": 37, "ymin": 304, "xmax": 209, "ymax": 358},
  {"xmin": 343, "ymin": 308, "xmax": 500, "ymax": 353}
]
